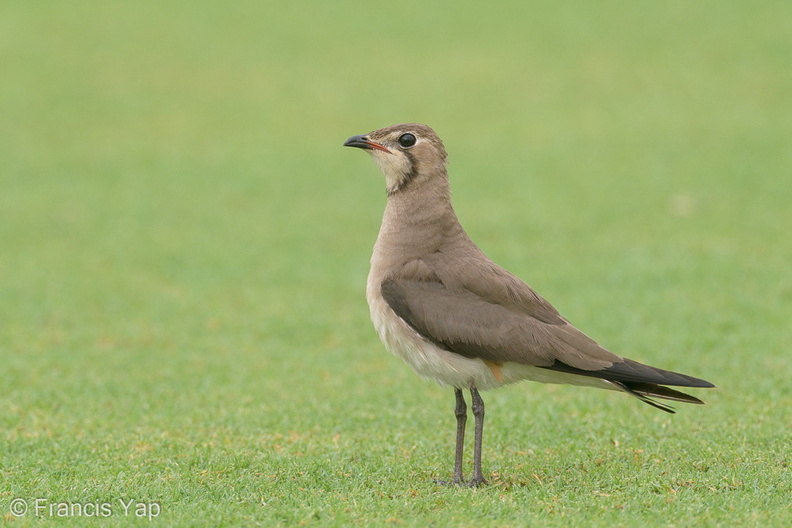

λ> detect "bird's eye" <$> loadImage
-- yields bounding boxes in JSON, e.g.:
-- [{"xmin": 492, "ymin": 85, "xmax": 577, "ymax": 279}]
[{"xmin": 398, "ymin": 133, "xmax": 417, "ymax": 148}]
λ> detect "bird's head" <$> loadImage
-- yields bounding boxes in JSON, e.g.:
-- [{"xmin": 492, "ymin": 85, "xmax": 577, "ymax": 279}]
[{"xmin": 344, "ymin": 123, "xmax": 448, "ymax": 195}]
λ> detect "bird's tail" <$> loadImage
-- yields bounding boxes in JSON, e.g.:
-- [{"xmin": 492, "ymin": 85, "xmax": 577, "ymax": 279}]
[{"xmin": 607, "ymin": 380, "xmax": 706, "ymax": 414}]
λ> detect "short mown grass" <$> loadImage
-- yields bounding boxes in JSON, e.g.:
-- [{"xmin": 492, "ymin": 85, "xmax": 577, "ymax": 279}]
[{"xmin": 1, "ymin": 1, "xmax": 791, "ymax": 526}]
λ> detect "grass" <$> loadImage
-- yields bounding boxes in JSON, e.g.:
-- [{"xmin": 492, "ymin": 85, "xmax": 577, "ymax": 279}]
[{"xmin": 1, "ymin": 0, "xmax": 791, "ymax": 526}]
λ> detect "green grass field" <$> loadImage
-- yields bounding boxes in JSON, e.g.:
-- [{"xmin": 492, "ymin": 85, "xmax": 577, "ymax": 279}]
[{"xmin": 2, "ymin": 1, "xmax": 791, "ymax": 526}]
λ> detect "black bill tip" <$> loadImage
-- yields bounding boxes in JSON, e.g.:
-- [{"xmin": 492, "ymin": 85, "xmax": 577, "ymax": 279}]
[
  {"xmin": 343, "ymin": 134, "xmax": 369, "ymax": 148},
  {"xmin": 343, "ymin": 134, "xmax": 391, "ymax": 153}
]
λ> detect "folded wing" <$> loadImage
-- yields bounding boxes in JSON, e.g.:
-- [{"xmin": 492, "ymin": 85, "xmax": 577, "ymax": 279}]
[{"xmin": 381, "ymin": 276, "xmax": 713, "ymax": 412}]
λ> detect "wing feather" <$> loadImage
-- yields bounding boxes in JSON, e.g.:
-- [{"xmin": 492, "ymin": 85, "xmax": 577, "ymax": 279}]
[{"xmin": 380, "ymin": 276, "xmax": 714, "ymax": 390}]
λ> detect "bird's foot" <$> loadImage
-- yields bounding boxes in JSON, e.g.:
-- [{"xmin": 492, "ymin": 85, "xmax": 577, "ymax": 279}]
[
  {"xmin": 434, "ymin": 477, "xmax": 463, "ymax": 487},
  {"xmin": 434, "ymin": 476, "xmax": 487, "ymax": 487},
  {"xmin": 466, "ymin": 475, "xmax": 487, "ymax": 487}
]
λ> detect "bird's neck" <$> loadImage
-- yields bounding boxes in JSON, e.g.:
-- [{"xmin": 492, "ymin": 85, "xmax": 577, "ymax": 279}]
[{"xmin": 374, "ymin": 171, "xmax": 468, "ymax": 264}]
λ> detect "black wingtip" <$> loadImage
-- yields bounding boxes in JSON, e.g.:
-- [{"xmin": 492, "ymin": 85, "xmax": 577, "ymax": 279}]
[
  {"xmin": 542, "ymin": 359, "xmax": 714, "ymax": 389},
  {"xmin": 608, "ymin": 380, "xmax": 712, "ymax": 412}
]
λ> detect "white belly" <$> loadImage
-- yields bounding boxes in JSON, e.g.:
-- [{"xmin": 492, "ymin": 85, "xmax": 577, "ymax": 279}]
[{"xmin": 367, "ymin": 289, "xmax": 496, "ymax": 388}]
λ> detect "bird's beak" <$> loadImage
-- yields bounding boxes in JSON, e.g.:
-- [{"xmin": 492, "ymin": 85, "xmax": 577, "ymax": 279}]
[{"xmin": 343, "ymin": 134, "xmax": 391, "ymax": 153}]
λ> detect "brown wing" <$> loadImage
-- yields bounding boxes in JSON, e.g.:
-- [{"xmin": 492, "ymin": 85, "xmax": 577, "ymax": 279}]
[
  {"xmin": 381, "ymin": 277, "xmax": 620, "ymax": 370},
  {"xmin": 381, "ymin": 276, "xmax": 714, "ymax": 389}
]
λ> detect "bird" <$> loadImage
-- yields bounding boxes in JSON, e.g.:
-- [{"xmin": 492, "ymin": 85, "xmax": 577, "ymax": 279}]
[{"xmin": 343, "ymin": 123, "xmax": 714, "ymax": 487}]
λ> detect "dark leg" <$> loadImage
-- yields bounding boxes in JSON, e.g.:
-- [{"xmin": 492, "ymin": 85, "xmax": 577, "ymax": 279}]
[
  {"xmin": 435, "ymin": 388, "xmax": 467, "ymax": 486},
  {"xmin": 452, "ymin": 388, "xmax": 467, "ymax": 484},
  {"xmin": 469, "ymin": 388, "xmax": 487, "ymax": 486}
]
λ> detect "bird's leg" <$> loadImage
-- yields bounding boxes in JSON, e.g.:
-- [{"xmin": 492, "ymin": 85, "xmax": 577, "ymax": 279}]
[
  {"xmin": 435, "ymin": 388, "xmax": 467, "ymax": 486},
  {"xmin": 468, "ymin": 388, "xmax": 487, "ymax": 486},
  {"xmin": 452, "ymin": 388, "xmax": 467, "ymax": 484}
]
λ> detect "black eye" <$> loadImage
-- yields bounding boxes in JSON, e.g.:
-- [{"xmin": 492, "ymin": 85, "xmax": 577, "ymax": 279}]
[{"xmin": 398, "ymin": 133, "xmax": 417, "ymax": 148}]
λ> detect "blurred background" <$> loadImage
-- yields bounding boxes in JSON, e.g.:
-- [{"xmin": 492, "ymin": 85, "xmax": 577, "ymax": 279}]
[{"xmin": 1, "ymin": 0, "xmax": 790, "ymax": 522}]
